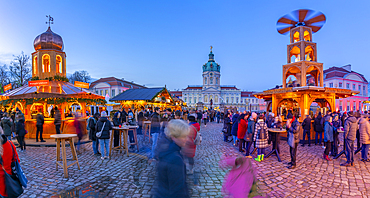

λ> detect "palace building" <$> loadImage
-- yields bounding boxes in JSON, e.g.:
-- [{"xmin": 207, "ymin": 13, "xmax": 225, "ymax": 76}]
[{"xmin": 171, "ymin": 48, "xmax": 265, "ymax": 112}]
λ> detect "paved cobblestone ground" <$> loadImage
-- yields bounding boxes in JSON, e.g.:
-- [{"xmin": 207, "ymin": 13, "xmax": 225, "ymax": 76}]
[{"xmin": 18, "ymin": 122, "xmax": 370, "ymax": 197}]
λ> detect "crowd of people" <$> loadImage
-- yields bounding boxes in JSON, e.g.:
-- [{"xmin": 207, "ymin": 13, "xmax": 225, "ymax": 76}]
[{"xmin": 222, "ymin": 108, "xmax": 370, "ymax": 170}]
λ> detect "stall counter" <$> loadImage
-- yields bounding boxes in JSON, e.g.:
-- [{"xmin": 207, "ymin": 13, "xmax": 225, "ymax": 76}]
[{"xmin": 25, "ymin": 118, "xmax": 87, "ymax": 139}]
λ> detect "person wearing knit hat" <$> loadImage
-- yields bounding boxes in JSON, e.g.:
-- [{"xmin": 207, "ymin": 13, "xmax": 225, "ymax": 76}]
[
  {"xmin": 286, "ymin": 112, "xmax": 300, "ymax": 169},
  {"xmin": 97, "ymin": 110, "xmax": 113, "ymax": 160}
]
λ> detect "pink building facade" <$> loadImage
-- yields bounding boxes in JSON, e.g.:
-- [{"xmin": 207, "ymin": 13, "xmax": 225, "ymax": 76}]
[{"xmin": 323, "ymin": 65, "xmax": 368, "ymax": 112}]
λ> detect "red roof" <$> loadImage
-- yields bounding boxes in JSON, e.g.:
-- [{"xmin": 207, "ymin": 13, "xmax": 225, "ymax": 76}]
[
  {"xmin": 185, "ymin": 86, "xmax": 202, "ymax": 90},
  {"xmin": 90, "ymin": 77, "xmax": 146, "ymax": 89},
  {"xmin": 170, "ymin": 91, "xmax": 182, "ymax": 97},
  {"xmin": 324, "ymin": 67, "xmax": 368, "ymax": 83},
  {"xmin": 241, "ymin": 91, "xmax": 254, "ymax": 97},
  {"xmin": 221, "ymin": 86, "xmax": 238, "ymax": 90}
]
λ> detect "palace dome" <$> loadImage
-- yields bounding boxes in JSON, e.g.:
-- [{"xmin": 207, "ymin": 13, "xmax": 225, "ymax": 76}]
[
  {"xmin": 34, "ymin": 27, "xmax": 64, "ymax": 51},
  {"xmin": 203, "ymin": 51, "xmax": 220, "ymax": 72}
]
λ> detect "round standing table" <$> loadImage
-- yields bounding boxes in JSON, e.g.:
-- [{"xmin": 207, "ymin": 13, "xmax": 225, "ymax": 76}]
[
  {"xmin": 265, "ymin": 128, "xmax": 286, "ymax": 162},
  {"xmin": 143, "ymin": 121, "xmax": 151, "ymax": 142},
  {"xmin": 50, "ymin": 134, "xmax": 80, "ymax": 178},
  {"xmin": 110, "ymin": 127, "xmax": 130, "ymax": 157}
]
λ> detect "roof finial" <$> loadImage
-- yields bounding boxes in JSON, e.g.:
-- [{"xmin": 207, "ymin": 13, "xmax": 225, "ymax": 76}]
[
  {"xmin": 46, "ymin": 15, "xmax": 54, "ymax": 27},
  {"xmin": 210, "ymin": 45, "xmax": 213, "ymax": 52}
]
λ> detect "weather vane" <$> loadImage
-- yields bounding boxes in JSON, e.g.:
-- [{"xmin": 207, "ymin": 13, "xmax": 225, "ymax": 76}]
[
  {"xmin": 46, "ymin": 15, "xmax": 54, "ymax": 27},
  {"xmin": 210, "ymin": 45, "xmax": 213, "ymax": 52}
]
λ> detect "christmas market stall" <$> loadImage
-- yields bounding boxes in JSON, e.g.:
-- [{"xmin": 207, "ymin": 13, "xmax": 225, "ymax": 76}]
[
  {"xmin": 110, "ymin": 87, "xmax": 175, "ymax": 111},
  {"xmin": 0, "ymin": 24, "xmax": 106, "ymax": 139},
  {"xmin": 0, "ymin": 80, "xmax": 105, "ymax": 139}
]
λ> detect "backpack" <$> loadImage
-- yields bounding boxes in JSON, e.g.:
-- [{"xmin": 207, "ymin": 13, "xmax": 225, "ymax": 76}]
[
  {"xmin": 86, "ymin": 117, "xmax": 93, "ymax": 130},
  {"xmin": 257, "ymin": 123, "xmax": 267, "ymax": 139},
  {"xmin": 191, "ymin": 125, "xmax": 202, "ymax": 145}
]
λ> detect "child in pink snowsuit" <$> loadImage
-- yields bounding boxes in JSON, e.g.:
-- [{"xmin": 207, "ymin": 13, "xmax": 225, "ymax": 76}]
[{"xmin": 219, "ymin": 155, "xmax": 266, "ymax": 198}]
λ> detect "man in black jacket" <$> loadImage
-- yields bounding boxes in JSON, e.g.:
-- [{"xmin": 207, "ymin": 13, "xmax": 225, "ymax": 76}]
[
  {"xmin": 301, "ymin": 115, "xmax": 312, "ymax": 147},
  {"xmin": 36, "ymin": 112, "xmax": 45, "ymax": 142}
]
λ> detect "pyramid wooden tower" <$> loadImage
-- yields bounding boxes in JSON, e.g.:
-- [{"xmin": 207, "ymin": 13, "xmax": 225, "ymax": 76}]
[{"xmin": 255, "ymin": 9, "xmax": 358, "ymax": 125}]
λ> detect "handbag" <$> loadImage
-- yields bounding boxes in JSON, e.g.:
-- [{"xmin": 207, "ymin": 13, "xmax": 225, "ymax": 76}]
[
  {"xmin": 96, "ymin": 122, "xmax": 106, "ymax": 138},
  {"xmin": 287, "ymin": 132, "xmax": 294, "ymax": 147},
  {"xmin": 10, "ymin": 141, "xmax": 28, "ymax": 188},
  {"xmin": 244, "ymin": 133, "xmax": 252, "ymax": 141},
  {"xmin": 0, "ymin": 153, "xmax": 23, "ymax": 197}
]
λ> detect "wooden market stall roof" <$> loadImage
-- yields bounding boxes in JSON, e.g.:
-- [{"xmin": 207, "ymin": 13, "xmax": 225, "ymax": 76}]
[
  {"xmin": 0, "ymin": 81, "xmax": 105, "ymax": 105},
  {"xmin": 110, "ymin": 87, "xmax": 173, "ymax": 103}
]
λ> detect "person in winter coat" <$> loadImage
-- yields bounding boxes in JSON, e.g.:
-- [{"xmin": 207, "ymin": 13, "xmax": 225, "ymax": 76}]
[
  {"xmin": 154, "ymin": 119, "xmax": 190, "ymax": 198},
  {"xmin": 36, "ymin": 111, "xmax": 45, "ymax": 142},
  {"xmin": 245, "ymin": 112, "xmax": 257, "ymax": 158},
  {"xmin": 237, "ymin": 114, "xmax": 248, "ymax": 152},
  {"xmin": 96, "ymin": 111, "xmax": 113, "ymax": 160},
  {"xmin": 0, "ymin": 113, "xmax": 13, "ymax": 140},
  {"xmin": 219, "ymin": 155, "xmax": 266, "ymax": 198},
  {"xmin": 223, "ymin": 113, "xmax": 232, "ymax": 142},
  {"xmin": 151, "ymin": 107, "xmax": 161, "ymax": 160},
  {"xmin": 89, "ymin": 113, "xmax": 100, "ymax": 156},
  {"xmin": 0, "ymin": 134, "xmax": 20, "ymax": 198},
  {"xmin": 358, "ymin": 114, "xmax": 370, "ymax": 162},
  {"xmin": 286, "ymin": 113, "xmax": 300, "ymax": 169},
  {"xmin": 231, "ymin": 112, "xmax": 240, "ymax": 146},
  {"xmin": 341, "ymin": 111, "xmax": 358, "ymax": 167},
  {"xmin": 332, "ymin": 114, "xmax": 342, "ymax": 156},
  {"xmin": 253, "ymin": 114, "xmax": 268, "ymax": 162},
  {"xmin": 341, "ymin": 112, "xmax": 348, "ymax": 127},
  {"xmin": 182, "ymin": 115, "xmax": 200, "ymax": 174},
  {"xmin": 323, "ymin": 116, "xmax": 334, "ymax": 161},
  {"xmin": 112, "ymin": 112, "xmax": 121, "ymax": 147},
  {"xmin": 202, "ymin": 111, "xmax": 208, "ymax": 127},
  {"xmin": 271, "ymin": 116, "xmax": 282, "ymax": 153},
  {"xmin": 301, "ymin": 115, "xmax": 311, "ymax": 147},
  {"xmin": 54, "ymin": 107, "xmax": 62, "ymax": 134},
  {"xmin": 16, "ymin": 115, "xmax": 27, "ymax": 151},
  {"xmin": 314, "ymin": 112, "xmax": 323, "ymax": 145}
]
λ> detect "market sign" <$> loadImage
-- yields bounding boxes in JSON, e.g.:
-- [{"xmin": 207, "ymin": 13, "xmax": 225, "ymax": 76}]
[
  {"xmin": 3, "ymin": 83, "xmax": 11, "ymax": 92},
  {"xmin": 74, "ymin": 81, "xmax": 89, "ymax": 89},
  {"xmin": 28, "ymin": 80, "xmax": 49, "ymax": 87}
]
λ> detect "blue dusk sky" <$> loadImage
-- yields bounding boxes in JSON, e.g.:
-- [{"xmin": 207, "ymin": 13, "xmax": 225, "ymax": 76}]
[{"xmin": 0, "ymin": 0, "xmax": 369, "ymax": 91}]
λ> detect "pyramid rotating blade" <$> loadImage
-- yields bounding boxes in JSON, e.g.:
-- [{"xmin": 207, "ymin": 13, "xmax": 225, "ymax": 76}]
[
  {"xmin": 308, "ymin": 25, "xmax": 322, "ymax": 33},
  {"xmin": 277, "ymin": 26, "xmax": 293, "ymax": 34},
  {"xmin": 305, "ymin": 13, "xmax": 326, "ymax": 25},
  {"xmin": 292, "ymin": 9, "xmax": 313, "ymax": 22},
  {"xmin": 277, "ymin": 15, "xmax": 297, "ymax": 25}
]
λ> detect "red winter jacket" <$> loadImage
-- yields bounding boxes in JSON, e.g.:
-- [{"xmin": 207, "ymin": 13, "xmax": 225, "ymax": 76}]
[
  {"xmin": 0, "ymin": 139, "xmax": 20, "ymax": 197},
  {"xmin": 237, "ymin": 119, "xmax": 248, "ymax": 139},
  {"xmin": 183, "ymin": 122, "xmax": 200, "ymax": 158}
]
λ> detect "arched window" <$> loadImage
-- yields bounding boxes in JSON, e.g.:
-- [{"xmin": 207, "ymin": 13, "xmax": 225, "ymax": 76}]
[
  {"xmin": 304, "ymin": 30, "xmax": 310, "ymax": 41},
  {"xmin": 56, "ymin": 55, "xmax": 62, "ymax": 73},
  {"xmin": 215, "ymin": 96, "xmax": 218, "ymax": 103},
  {"xmin": 42, "ymin": 54, "xmax": 50, "ymax": 72},
  {"xmin": 216, "ymin": 77, "xmax": 219, "ymax": 84},
  {"xmin": 210, "ymin": 77, "xmax": 213, "ymax": 84},
  {"xmin": 293, "ymin": 31, "xmax": 300, "ymax": 42},
  {"xmin": 204, "ymin": 95, "xmax": 208, "ymax": 103},
  {"xmin": 33, "ymin": 56, "xmax": 37, "ymax": 75},
  {"xmin": 204, "ymin": 77, "xmax": 207, "ymax": 85}
]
